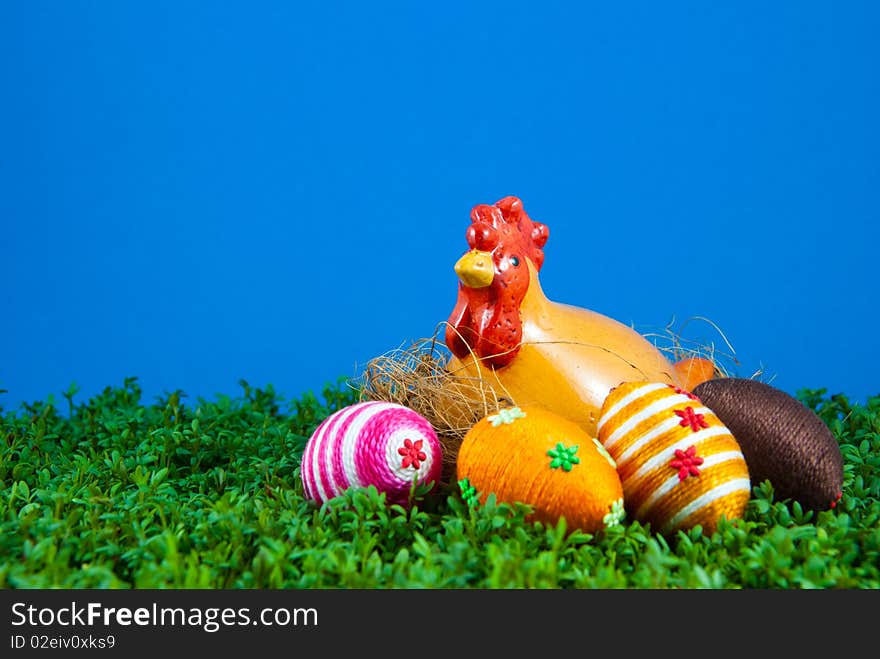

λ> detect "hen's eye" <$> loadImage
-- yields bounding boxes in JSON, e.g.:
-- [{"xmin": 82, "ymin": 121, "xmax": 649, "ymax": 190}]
[{"xmin": 510, "ymin": 256, "xmax": 520, "ymax": 267}]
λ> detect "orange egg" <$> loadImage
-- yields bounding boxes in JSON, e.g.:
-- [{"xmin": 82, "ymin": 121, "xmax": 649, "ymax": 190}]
[{"xmin": 456, "ymin": 406, "xmax": 624, "ymax": 533}]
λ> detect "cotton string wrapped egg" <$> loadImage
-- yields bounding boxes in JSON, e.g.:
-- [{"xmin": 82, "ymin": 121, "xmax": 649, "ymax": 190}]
[
  {"xmin": 301, "ymin": 401, "xmax": 443, "ymax": 507},
  {"xmin": 456, "ymin": 406, "xmax": 625, "ymax": 533},
  {"xmin": 598, "ymin": 382, "xmax": 751, "ymax": 535},
  {"xmin": 693, "ymin": 377, "xmax": 844, "ymax": 511}
]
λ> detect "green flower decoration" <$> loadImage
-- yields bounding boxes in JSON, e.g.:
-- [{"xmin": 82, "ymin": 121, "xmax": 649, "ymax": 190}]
[
  {"xmin": 603, "ymin": 498, "xmax": 626, "ymax": 528},
  {"xmin": 488, "ymin": 407, "xmax": 526, "ymax": 427},
  {"xmin": 547, "ymin": 442, "xmax": 580, "ymax": 472},
  {"xmin": 592, "ymin": 437, "xmax": 617, "ymax": 469},
  {"xmin": 458, "ymin": 478, "xmax": 479, "ymax": 508}
]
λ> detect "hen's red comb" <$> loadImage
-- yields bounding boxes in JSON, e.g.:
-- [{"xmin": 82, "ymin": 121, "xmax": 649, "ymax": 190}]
[{"xmin": 467, "ymin": 196, "xmax": 549, "ymax": 270}]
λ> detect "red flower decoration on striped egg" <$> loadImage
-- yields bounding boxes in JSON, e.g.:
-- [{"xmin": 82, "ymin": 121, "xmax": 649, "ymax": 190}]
[
  {"xmin": 670, "ymin": 384, "xmax": 700, "ymax": 401},
  {"xmin": 675, "ymin": 407, "xmax": 709, "ymax": 432},
  {"xmin": 670, "ymin": 445, "xmax": 704, "ymax": 481}
]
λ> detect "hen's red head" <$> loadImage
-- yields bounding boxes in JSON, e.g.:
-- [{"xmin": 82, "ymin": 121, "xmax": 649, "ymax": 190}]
[{"xmin": 445, "ymin": 196, "xmax": 549, "ymax": 368}]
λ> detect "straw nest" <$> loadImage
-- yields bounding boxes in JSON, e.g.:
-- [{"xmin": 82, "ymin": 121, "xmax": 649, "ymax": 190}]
[{"xmin": 355, "ymin": 317, "xmax": 750, "ymax": 493}]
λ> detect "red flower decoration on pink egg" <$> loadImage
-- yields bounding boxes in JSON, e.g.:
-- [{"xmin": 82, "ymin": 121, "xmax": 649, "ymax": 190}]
[{"xmin": 398, "ymin": 438, "xmax": 427, "ymax": 469}]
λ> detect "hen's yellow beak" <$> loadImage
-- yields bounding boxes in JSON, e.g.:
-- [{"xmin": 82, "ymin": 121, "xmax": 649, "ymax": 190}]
[{"xmin": 454, "ymin": 250, "xmax": 495, "ymax": 288}]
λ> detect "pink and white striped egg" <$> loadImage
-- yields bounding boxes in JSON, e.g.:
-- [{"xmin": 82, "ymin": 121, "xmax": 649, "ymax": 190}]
[{"xmin": 300, "ymin": 401, "xmax": 443, "ymax": 507}]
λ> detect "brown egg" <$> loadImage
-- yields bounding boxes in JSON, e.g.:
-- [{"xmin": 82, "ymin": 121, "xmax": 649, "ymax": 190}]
[{"xmin": 693, "ymin": 378, "xmax": 844, "ymax": 511}]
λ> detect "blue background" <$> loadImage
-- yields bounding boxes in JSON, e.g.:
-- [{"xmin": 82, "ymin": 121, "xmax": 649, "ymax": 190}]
[{"xmin": 2, "ymin": 1, "xmax": 878, "ymax": 411}]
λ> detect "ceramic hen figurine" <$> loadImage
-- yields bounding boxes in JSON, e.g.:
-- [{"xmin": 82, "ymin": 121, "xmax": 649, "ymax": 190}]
[{"xmin": 445, "ymin": 196, "xmax": 688, "ymax": 437}]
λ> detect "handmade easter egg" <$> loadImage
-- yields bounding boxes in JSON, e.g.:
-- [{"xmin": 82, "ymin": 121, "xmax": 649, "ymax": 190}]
[
  {"xmin": 301, "ymin": 401, "xmax": 443, "ymax": 507},
  {"xmin": 598, "ymin": 382, "xmax": 751, "ymax": 535},
  {"xmin": 456, "ymin": 406, "xmax": 625, "ymax": 533},
  {"xmin": 693, "ymin": 378, "xmax": 844, "ymax": 511}
]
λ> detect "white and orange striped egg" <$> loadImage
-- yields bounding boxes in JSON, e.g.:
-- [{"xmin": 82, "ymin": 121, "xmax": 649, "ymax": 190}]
[
  {"xmin": 301, "ymin": 401, "xmax": 443, "ymax": 507},
  {"xmin": 597, "ymin": 382, "xmax": 750, "ymax": 535}
]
